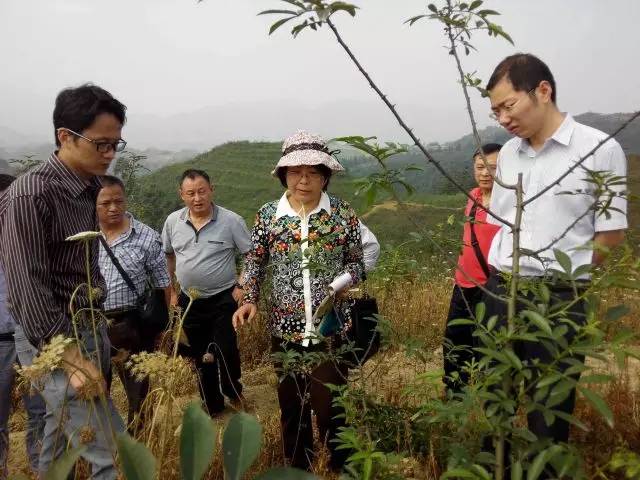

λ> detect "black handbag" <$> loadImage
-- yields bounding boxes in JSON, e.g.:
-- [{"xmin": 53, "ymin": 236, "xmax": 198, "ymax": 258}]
[
  {"xmin": 346, "ymin": 293, "xmax": 380, "ymax": 364},
  {"xmin": 98, "ymin": 235, "xmax": 169, "ymax": 330}
]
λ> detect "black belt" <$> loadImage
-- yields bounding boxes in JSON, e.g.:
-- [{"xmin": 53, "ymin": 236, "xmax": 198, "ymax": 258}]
[
  {"xmin": 0, "ymin": 332, "xmax": 14, "ymax": 342},
  {"xmin": 104, "ymin": 307, "xmax": 137, "ymax": 320}
]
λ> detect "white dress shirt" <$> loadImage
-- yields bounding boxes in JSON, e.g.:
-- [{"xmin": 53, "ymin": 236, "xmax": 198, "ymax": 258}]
[{"xmin": 487, "ymin": 114, "xmax": 627, "ymax": 277}]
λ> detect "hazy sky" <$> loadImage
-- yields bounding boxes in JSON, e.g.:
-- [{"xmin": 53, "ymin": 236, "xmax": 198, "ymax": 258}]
[{"xmin": 1, "ymin": 0, "xmax": 639, "ymax": 149}]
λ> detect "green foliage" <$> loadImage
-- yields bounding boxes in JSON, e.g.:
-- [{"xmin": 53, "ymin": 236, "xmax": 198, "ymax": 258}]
[
  {"xmin": 180, "ymin": 402, "xmax": 217, "ymax": 480},
  {"xmin": 43, "ymin": 446, "xmax": 86, "ymax": 480},
  {"xmin": 117, "ymin": 432, "xmax": 157, "ymax": 480},
  {"xmin": 259, "ymin": 1, "xmax": 359, "ymax": 37},
  {"xmin": 608, "ymin": 450, "xmax": 640, "ymax": 479},
  {"xmin": 222, "ymin": 412, "xmax": 263, "ymax": 480}
]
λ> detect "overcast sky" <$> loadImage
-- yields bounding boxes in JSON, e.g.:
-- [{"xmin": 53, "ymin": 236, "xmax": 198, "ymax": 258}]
[{"xmin": 1, "ymin": 0, "xmax": 639, "ymax": 149}]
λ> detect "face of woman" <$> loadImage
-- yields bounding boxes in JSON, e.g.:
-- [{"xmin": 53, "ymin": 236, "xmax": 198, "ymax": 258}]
[{"xmin": 285, "ymin": 165, "xmax": 326, "ymax": 205}]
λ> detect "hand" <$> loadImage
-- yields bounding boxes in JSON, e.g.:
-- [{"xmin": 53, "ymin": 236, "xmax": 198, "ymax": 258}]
[
  {"xmin": 62, "ymin": 345, "xmax": 106, "ymax": 397},
  {"xmin": 232, "ymin": 286, "xmax": 244, "ymax": 304},
  {"xmin": 232, "ymin": 303, "xmax": 257, "ymax": 330},
  {"xmin": 170, "ymin": 289, "xmax": 179, "ymax": 307}
]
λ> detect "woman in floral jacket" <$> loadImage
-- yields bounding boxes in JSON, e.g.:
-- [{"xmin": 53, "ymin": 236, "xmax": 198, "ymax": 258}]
[{"xmin": 233, "ymin": 130, "xmax": 364, "ymax": 471}]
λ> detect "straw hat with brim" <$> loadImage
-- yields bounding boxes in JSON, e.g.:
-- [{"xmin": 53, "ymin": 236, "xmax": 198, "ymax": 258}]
[{"xmin": 271, "ymin": 130, "xmax": 345, "ymax": 177}]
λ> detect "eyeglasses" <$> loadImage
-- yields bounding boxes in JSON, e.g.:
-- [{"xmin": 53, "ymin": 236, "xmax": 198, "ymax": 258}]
[
  {"xmin": 286, "ymin": 169, "xmax": 324, "ymax": 181},
  {"xmin": 489, "ymin": 88, "xmax": 536, "ymax": 121},
  {"xmin": 60, "ymin": 128, "xmax": 127, "ymax": 153}
]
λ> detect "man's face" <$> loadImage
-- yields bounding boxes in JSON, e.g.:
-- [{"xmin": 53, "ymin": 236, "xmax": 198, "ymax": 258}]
[
  {"xmin": 473, "ymin": 151, "xmax": 498, "ymax": 191},
  {"xmin": 57, "ymin": 112, "xmax": 123, "ymax": 179},
  {"xmin": 97, "ymin": 184, "xmax": 127, "ymax": 227},
  {"xmin": 489, "ymin": 77, "xmax": 545, "ymax": 139},
  {"xmin": 180, "ymin": 176, "xmax": 213, "ymax": 216}
]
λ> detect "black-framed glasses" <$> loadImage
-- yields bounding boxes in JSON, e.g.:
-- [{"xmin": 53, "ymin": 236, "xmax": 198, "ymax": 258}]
[
  {"xmin": 60, "ymin": 128, "xmax": 127, "ymax": 153},
  {"xmin": 489, "ymin": 88, "xmax": 536, "ymax": 121}
]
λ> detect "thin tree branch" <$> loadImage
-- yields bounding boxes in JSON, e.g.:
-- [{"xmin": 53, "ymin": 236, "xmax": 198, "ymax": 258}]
[
  {"xmin": 325, "ymin": 17, "xmax": 514, "ymax": 229},
  {"xmin": 522, "ymin": 111, "xmax": 640, "ymax": 207},
  {"xmin": 443, "ymin": 0, "xmax": 515, "ymax": 192}
]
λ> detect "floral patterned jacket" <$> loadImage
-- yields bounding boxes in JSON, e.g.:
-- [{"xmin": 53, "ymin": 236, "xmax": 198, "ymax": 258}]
[{"xmin": 242, "ymin": 192, "xmax": 364, "ymax": 344}]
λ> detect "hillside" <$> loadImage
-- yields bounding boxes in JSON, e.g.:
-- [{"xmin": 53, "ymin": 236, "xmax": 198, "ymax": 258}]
[{"xmin": 136, "ymin": 141, "xmax": 371, "ymax": 230}]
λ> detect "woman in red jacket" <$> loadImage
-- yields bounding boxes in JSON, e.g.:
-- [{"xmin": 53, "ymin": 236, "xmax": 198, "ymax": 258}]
[{"xmin": 443, "ymin": 143, "xmax": 502, "ymax": 394}]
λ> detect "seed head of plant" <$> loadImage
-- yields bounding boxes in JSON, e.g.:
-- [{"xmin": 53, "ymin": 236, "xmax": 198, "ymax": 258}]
[
  {"xmin": 16, "ymin": 335, "xmax": 74, "ymax": 385},
  {"xmin": 127, "ymin": 351, "xmax": 195, "ymax": 393},
  {"xmin": 65, "ymin": 231, "xmax": 102, "ymax": 242},
  {"xmin": 187, "ymin": 287, "xmax": 201, "ymax": 300}
]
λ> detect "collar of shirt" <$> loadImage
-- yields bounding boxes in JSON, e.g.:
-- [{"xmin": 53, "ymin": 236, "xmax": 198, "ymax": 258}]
[
  {"xmin": 275, "ymin": 191, "xmax": 331, "ymax": 220},
  {"xmin": 47, "ymin": 152, "xmax": 102, "ymax": 198},
  {"xmin": 515, "ymin": 113, "xmax": 576, "ymax": 156},
  {"xmin": 179, "ymin": 204, "xmax": 218, "ymax": 225},
  {"xmin": 106, "ymin": 212, "xmax": 138, "ymax": 248}
]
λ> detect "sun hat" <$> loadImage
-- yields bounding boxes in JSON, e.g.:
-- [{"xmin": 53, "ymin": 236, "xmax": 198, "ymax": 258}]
[{"xmin": 271, "ymin": 130, "xmax": 345, "ymax": 176}]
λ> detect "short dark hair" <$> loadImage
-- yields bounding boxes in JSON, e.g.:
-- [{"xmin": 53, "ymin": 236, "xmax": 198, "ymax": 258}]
[
  {"xmin": 53, "ymin": 84, "xmax": 127, "ymax": 147},
  {"xmin": 276, "ymin": 165, "xmax": 333, "ymax": 192},
  {"xmin": 473, "ymin": 143, "xmax": 503, "ymax": 160},
  {"xmin": 180, "ymin": 169, "xmax": 211, "ymax": 187},
  {"xmin": 0, "ymin": 174, "xmax": 16, "ymax": 192},
  {"xmin": 100, "ymin": 175, "xmax": 126, "ymax": 193},
  {"xmin": 486, "ymin": 53, "xmax": 557, "ymax": 104}
]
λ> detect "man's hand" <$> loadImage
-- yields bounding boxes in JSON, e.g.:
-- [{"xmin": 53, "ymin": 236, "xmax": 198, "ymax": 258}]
[
  {"xmin": 232, "ymin": 286, "xmax": 244, "ymax": 305},
  {"xmin": 169, "ymin": 289, "xmax": 179, "ymax": 307},
  {"xmin": 62, "ymin": 345, "xmax": 106, "ymax": 397},
  {"xmin": 232, "ymin": 303, "xmax": 257, "ymax": 330}
]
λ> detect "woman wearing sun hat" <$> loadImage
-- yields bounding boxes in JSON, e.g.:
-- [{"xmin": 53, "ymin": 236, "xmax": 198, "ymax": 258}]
[{"xmin": 233, "ymin": 130, "xmax": 365, "ymax": 471}]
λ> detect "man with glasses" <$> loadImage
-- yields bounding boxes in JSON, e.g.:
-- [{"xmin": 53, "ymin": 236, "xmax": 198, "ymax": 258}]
[
  {"xmin": 483, "ymin": 54, "xmax": 627, "ymax": 471},
  {"xmin": 0, "ymin": 84, "xmax": 127, "ymax": 479}
]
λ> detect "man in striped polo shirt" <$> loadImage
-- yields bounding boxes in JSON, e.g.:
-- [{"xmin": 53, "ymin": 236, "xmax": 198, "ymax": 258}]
[{"xmin": 0, "ymin": 84, "xmax": 126, "ymax": 479}]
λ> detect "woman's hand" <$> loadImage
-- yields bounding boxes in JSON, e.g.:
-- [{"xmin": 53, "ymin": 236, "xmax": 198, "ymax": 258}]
[{"xmin": 232, "ymin": 303, "xmax": 258, "ymax": 330}]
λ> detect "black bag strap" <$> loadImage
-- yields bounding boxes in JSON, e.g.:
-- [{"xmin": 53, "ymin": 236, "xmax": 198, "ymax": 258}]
[
  {"xmin": 98, "ymin": 235, "xmax": 138, "ymax": 295},
  {"xmin": 468, "ymin": 201, "xmax": 491, "ymax": 278}
]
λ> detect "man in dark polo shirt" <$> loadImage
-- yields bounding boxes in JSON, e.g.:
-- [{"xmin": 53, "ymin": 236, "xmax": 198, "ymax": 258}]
[
  {"xmin": 162, "ymin": 169, "xmax": 252, "ymax": 416},
  {"xmin": 0, "ymin": 84, "xmax": 126, "ymax": 479}
]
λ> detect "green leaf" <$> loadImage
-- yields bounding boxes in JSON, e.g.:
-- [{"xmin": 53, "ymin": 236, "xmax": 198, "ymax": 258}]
[
  {"xmin": 223, "ymin": 413, "xmax": 263, "ymax": 480},
  {"xmin": 527, "ymin": 449, "xmax": 548, "ymax": 480},
  {"xmin": 522, "ymin": 310, "xmax": 552, "ymax": 335},
  {"xmin": 511, "ymin": 460, "xmax": 523, "ymax": 480},
  {"xmin": 579, "ymin": 387, "xmax": 614, "ymax": 428},
  {"xmin": 448, "ymin": 318, "xmax": 476, "ymax": 326},
  {"xmin": 268, "ymin": 16, "xmax": 296, "ymax": 35},
  {"xmin": 605, "ymin": 304, "xmax": 631, "ymax": 322},
  {"xmin": 117, "ymin": 433, "xmax": 157, "ymax": 480},
  {"xmin": 43, "ymin": 447, "xmax": 86, "ymax": 480},
  {"xmin": 255, "ymin": 467, "xmax": 319, "ymax": 479},
  {"xmin": 554, "ymin": 249, "xmax": 572, "ymax": 275},
  {"xmin": 258, "ymin": 9, "xmax": 298, "ymax": 16},
  {"xmin": 427, "ymin": 3, "xmax": 438, "ymax": 13},
  {"xmin": 180, "ymin": 402, "xmax": 218, "ymax": 480},
  {"xmin": 469, "ymin": 0, "xmax": 483, "ymax": 9},
  {"xmin": 405, "ymin": 14, "xmax": 427, "ymax": 26}
]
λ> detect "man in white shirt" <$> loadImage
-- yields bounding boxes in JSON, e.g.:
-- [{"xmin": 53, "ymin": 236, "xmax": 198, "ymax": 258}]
[{"xmin": 483, "ymin": 53, "xmax": 627, "ymax": 457}]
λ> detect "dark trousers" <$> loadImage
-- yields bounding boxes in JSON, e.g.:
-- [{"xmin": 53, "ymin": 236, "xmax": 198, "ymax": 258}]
[
  {"xmin": 106, "ymin": 310, "xmax": 155, "ymax": 430},
  {"xmin": 178, "ymin": 288, "xmax": 242, "ymax": 415},
  {"xmin": 482, "ymin": 271, "xmax": 586, "ymax": 477},
  {"xmin": 271, "ymin": 336, "xmax": 349, "ymax": 471},
  {"xmin": 443, "ymin": 285, "xmax": 483, "ymax": 392}
]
